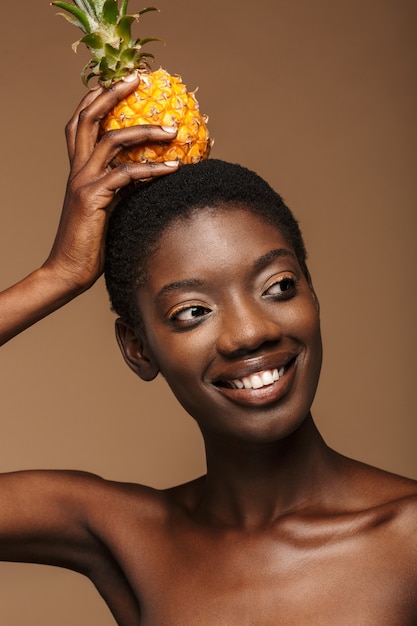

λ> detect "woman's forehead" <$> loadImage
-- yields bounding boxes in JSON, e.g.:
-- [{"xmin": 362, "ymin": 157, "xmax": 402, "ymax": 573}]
[
  {"xmin": 147, "ymin": 205, "xmax": 296, "ymax": 278},
  {"xmin": 158, "ymin": 203, "xmax": 290, "ymax": 247}
]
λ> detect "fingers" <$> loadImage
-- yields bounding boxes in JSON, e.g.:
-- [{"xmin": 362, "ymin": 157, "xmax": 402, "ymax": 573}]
[
  {"xmin": 87, "ymin": 124, "xmax": 178, "ymax": 174},
  {"xmin": 70, "ymin": 124, "xmax": 179, "ymax": 209},
  {"xmin": 102, "ymin": 160, "xmax": 179, "ymax": 196},
  {"xmin": 65, "ymin": 73, "xmax": 180, "ymax": 217},
  {"xmin": 66, "ymin": 73, "xmax": 141, "ymax": 169},
  {"xmin": 65, "ymin": 87, "xmax": 104, "ymax": 163},
  {"xmin": 67, "ymin": 124, "xmax": 179, "ymax": 216}
]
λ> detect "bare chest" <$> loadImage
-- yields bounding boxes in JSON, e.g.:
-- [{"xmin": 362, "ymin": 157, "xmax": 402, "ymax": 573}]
[{"xmin": 108, "ymin": 520, "xmax": 417, "ymax": 626}]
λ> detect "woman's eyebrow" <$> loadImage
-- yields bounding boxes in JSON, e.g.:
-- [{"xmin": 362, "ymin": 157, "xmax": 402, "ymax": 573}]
[
  {"xmin": 253, "ymin": 248, "xmax": 295, "ymax": 271},
  {"xmin": 155, "ymin": 279, "xmax": 204, "ymax": 302},
  {"xmin": 155, "ymin": 250, "xmax": 295, "ymax": 301}
]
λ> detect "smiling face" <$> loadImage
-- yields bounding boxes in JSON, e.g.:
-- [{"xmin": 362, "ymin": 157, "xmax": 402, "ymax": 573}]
[{"xmin": 118, "ymin": 205, "xmax": 322, "ymax": 444}]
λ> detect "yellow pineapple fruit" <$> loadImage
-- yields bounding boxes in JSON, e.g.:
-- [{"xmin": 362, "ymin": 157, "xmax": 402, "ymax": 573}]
[{"xmin": 52, "ymin": 0, "xmax": 211, "ymax": 165}]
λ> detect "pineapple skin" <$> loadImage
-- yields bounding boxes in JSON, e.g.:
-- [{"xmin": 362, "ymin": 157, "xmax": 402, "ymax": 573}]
[{"xmin": 101, "ymin": 68, "xmax": 211, "ymax": 165}]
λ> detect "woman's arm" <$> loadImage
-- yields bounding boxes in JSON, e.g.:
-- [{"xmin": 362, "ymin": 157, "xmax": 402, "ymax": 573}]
[
  {"xmin": 0, "ymin": 469, "xmax": 142, "ymax": 626},
  {"xmin": 0, "ymin": 73, "xmax": 178, "ymax": 346}
]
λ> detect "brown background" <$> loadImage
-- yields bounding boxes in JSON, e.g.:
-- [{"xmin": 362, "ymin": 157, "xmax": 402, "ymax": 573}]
[{"xmin": 0, "ymin": 0, "xmax": 416, "ymax": 623}]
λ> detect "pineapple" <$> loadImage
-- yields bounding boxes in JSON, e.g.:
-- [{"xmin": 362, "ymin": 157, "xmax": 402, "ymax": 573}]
[{"xmin": 52, "ymin": 0, "xmax": 211, "ymax": 165}]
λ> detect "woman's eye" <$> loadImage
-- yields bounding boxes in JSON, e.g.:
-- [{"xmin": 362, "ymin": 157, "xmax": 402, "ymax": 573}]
[
  {"xmin": 264, "ymin": 276, "xmax": 297, "ymax": 297},
  {"xmin": 169, "ymin": 304, "xmax": 211, "ymax": 324}
]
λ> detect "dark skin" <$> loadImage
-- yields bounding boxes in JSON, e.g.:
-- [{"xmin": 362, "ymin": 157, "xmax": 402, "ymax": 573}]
[{"xmin": 1, "ymin": 81, "xmax": 417, "ymax": 625}]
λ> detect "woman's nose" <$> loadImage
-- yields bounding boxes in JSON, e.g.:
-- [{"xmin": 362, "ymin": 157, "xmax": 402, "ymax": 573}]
[{"xmin": 215, "ymin": 299, "xmax": 282, "ymax": 357}]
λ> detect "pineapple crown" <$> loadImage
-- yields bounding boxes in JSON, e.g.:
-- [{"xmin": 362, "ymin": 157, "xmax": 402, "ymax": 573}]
[{"xmin": 52, "ymin": 0, "xmax": 160, "ymax": 86}]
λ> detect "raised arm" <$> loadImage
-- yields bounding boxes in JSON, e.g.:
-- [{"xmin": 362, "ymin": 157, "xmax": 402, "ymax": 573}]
[{"xmin": 0, "ymin": 73, "xmax": 178, "ymax": 346}]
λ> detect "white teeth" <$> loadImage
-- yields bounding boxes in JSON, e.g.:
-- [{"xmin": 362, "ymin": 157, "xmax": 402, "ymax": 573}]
[
  {"xmin": 251, "ymin": 375, "xmax": 264, "ymax": 389},
  {"xmin": 232, "ymin": 368, "xmax": 281, "ymax": 390},
  {"xmin": 261, "ymin": 371, "xmax": 275, "ymax": 386},
  {"xmin": 242, "ymin": 377, "xmax": 254, "ymax": 389}
]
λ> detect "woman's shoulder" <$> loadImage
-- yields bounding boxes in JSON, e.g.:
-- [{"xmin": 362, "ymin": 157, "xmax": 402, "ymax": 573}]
[
  {"xmin": 333, "ymin": 453, "xmax": 417, "ymax": 534},
  {"xmin": 82, "ymin": 472, "xmax": 207, "ymax": 523}
]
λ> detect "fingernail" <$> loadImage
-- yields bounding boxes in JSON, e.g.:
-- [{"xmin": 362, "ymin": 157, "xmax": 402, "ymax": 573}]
[
  {"xmin": 161, "ymin": 126, "xmax": 177, "ymax": 133},
  {"xmin": 122, "ymin": 71, "xmax": 139, "ymax": 83},
  {"xmin": 164, "ymin": 160, "xmax": 179, "ymax": 167}
]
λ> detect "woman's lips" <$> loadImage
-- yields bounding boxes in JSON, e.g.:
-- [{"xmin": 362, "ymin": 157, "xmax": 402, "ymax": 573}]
[{"xmin": 213, "ymin": 358, "xmax": 297, "ymax": 407}]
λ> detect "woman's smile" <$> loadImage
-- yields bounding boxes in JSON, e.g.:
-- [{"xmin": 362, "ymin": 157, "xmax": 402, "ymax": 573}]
[{"xmin": 210, "ymin": 351, "xmax": 299, "ymax": 408}]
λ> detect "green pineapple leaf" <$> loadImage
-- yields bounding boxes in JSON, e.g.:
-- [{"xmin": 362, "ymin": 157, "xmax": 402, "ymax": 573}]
[
  {"xmin": 87, "ymin": 0, "xmax": 106, "ymax": 16},
  {"xmin": 134, "ymin": 36, "xmax": 161, "ymax": 47},
  {"xmin": 116, "ymin": 15, "xmax": 135, "ymax": 42},
  {"xmin": 52, "ymin": 1, "xmax": 93, "ymax": 33},
  {"xmin": 138, "ymin": 7, "xmax": 158, "ymax": 16},
  {"xmin": 71, "ymin": 0, "xmax": 95, "ymax": 18},
  {"xmin": 120, "ymin": 48, "xmax": 137, "ymax": 64},
  {"xmin": 102, "ymin": 0, "xmax": 118, "ymax": 24},
  {"xmin": 80, "ymin": 32, "xmax": 105, "ymax": 49},
  {"xmin": 120, "ymin": 0, "xmax": 129, "ymax": 16},
  {"xmin": 104, "ymin": 43, "xmax": 120, "ymax": 66}
]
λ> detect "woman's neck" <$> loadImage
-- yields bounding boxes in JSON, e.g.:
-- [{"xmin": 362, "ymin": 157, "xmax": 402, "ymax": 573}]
[{"xmin": 197, "ymin": 415, "xmax": 337, "ymax": 529}]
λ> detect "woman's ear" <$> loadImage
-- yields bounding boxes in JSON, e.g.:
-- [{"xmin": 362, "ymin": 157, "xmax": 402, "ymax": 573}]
[{"xmin": 115, "ymin": 318, "xmax": 159, "ymax": 382}]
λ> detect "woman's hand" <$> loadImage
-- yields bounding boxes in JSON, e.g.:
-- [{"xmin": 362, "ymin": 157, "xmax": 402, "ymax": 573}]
[
  {"xmin": 0, "ymin": 75, "xmax": 178, "ymax": 345},
  {"xmin": 45, "ymin": 73, "xmax": 178, "ymax": 293}
]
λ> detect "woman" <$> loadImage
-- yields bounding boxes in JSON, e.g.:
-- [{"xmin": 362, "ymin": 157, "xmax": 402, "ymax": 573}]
[{"xmin": 1, "ymin": 76, "xmax": 416, "ymax": 625}]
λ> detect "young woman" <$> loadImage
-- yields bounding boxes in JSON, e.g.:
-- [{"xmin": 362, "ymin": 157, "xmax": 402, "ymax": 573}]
[{"xmin": 1, "ymin": 77, "xmax": 416, "ymax": 625}]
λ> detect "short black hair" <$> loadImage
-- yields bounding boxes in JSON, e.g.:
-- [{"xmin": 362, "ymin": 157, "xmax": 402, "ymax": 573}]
[{"xmin": 104, "ymin": 159, "xmax": 308, "ymax": 328}]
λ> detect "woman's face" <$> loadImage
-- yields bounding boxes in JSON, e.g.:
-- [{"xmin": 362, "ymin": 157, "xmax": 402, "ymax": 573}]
[{"xmin": 132, "ymin": 205, "xmax": 322, "ymax": 444}]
